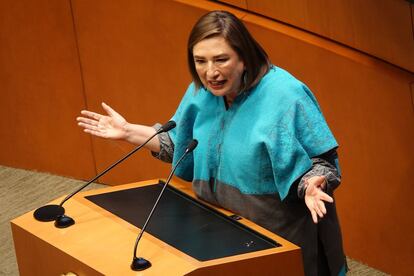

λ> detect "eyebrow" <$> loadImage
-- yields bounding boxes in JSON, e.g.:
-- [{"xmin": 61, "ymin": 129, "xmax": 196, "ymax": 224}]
[{"xmin": 193, "ymin": 54, "xmax": 229, "ymax": 59}]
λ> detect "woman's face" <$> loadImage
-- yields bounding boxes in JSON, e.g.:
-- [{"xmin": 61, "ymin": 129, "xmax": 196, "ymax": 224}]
[{"xmin": 193, "ymin": 36, "xmax": 245, "ymax": 99}]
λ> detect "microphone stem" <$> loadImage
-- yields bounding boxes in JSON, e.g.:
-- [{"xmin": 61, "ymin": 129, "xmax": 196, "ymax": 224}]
[
  {"xmin": 132, "ymin": 150, "xmax": 189, "ymax": 259},
  {"xmin": 59, "ymin": 130, "xmax": 161, "ymax": 207}
]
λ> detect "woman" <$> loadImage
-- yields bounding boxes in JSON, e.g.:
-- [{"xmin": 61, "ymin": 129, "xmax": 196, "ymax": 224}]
[{"xmin": 77, "ymin": 11, "xmax": 346, "ymax": 276}]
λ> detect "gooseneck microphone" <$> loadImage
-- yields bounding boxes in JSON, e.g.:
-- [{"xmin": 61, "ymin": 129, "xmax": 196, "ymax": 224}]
[
  {"xmin": 131, "ymin": 139, "xmax": 198, "ymax": 271},
  {"xmin": 33, "ymin": 121, "xmax": 176, "ymax": 228}
]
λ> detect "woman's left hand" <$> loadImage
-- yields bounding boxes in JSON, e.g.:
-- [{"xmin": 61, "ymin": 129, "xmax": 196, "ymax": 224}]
[{"xmin": 304, "ymin": 176, "xmax": 334, "ymax": 223}]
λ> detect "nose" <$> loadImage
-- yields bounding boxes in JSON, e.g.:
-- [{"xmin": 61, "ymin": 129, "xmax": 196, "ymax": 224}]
[{"xmin": 206, "ymin": 62, "xmax": 219, "ymax": 79}]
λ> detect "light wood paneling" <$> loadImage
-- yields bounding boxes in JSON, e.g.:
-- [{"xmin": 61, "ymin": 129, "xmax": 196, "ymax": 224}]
[
  {"xmin": 70, "ymin": 0, "xmax": 191, "ymax": 184},
  {"xmin": 0, "ymin": 0, "xmax": 95, "ymax": 179},
  {"xmin": 219, "ymin": 0, "xmax": 247, "ymax": 9},
  {"xmin": 242, "ymin": 12, "xmax": 414, "ymax": 276},
  {"xmin": 411, "ymin": 82, "xmax": 414, "ymax": 112},
  {"xmin": 70, "ymin": 0, "xmax": 245, "ymax": 184},
  {"xmin": 234, "ymin": 0, "xmax": 414, "ymax": 73}
]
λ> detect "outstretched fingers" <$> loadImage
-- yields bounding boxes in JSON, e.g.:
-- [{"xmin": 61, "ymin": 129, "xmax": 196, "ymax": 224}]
[
  {"xmin": 310, "ymin": 208, "xmax": 318, "ymax": 224},
  {"xmin": 78, "ymin": 121, "xmax": 98, "ymax": 131},
  {"xmin": 101, "ymin": 102, "xmax": 119, "ymax": 117},
  {"xmin": 320, "ymin": 191, "xmax": 334, "ymax": 203},
  {"xmin": 313, "ymin": 199, "xmax": 324, "ymax": 219},
  {"xmin": 306, "ymin": 187, "xmax": 335, "ymax": 224},
  {"xmin": 77, "ymin": 117, "xmax": 99, "ymax": 126},
  {"xmin": 314, "ymin": 190, "xmax": 333, "ymax": 218},
  {"xmin": 308, "ymin": 199, "xmax": 325, "ymax": 224},
  {"xmin": 318, "ymin": 199, "xmax": 327, "ymax": 215},
  {"xmin": 80, "ymin": 110, "xmax": 103, "ymax": 121}
]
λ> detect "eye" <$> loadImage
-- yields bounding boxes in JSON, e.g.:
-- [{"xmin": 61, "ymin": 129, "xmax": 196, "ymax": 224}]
[
  {"xmin": 194, "ymin": 59, "xmax": 205, "ymax": 65},
  {"xmin": 216, "ymin": 58, "xmax": 229, "ymax": 63}
]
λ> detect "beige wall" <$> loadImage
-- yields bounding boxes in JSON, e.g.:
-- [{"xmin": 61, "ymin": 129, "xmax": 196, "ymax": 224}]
[{"xmin": 1, "ymin": 0, "xmax": 413, "ymax": 275}]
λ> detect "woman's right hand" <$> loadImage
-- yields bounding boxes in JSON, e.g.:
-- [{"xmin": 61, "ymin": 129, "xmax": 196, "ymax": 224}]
[{"xmin": 77, "ymin": 102, "xmax": 128, "ymax": 140}]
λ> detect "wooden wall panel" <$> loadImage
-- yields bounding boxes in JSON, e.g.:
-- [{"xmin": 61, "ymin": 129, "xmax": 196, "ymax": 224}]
[
  {"xmin": 0, "ymin": 0, "xmax": 95, "ymax": 179},
  {"xmin": 69, "ymin": 0, "xmax": 247, "ymax": 185},
  {"xmin": 224, "ymin": 0, "xmax": 414, "ymax": 73},
  {"xmin": 71, "ymin": 0, "xmax": 170, "ymax": 184},
  {"xmin": 243, "ymin": 13, "xmax": 414, "ymax": 276},
  {"xmin": 70, "ymin": 0, "xmax": 244, "ymax": 184},
  {"xmin": 411, "ymin": 82, "xmax": 414, "ymax": 112},
  {"xmin": 219, "ymin": 0, "xmax": 247, "ymax": 9}
]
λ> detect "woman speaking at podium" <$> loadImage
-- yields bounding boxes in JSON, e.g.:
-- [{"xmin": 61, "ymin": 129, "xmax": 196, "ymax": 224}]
[{"xmin": 77, "ymin": 11, "xmax": 346, "ymax": 276}]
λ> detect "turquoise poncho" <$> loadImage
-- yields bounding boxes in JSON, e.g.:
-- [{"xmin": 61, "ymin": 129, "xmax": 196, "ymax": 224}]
[{"xmin": 169, "ymin": 66, "xmax": 338, "ymax": 200}]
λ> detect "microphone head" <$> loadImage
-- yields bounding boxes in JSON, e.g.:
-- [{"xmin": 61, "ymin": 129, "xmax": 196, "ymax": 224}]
[
  {"xmin": 186, "ymin": 139, "xmax": 198, "ymax": 153},
  {"xmin": 33, "ymin": 204, "xmax": 65, "ymax": 222},
  {"xmin": 159, "ymin": 121, "xmax": 176, "ymax": 132}
]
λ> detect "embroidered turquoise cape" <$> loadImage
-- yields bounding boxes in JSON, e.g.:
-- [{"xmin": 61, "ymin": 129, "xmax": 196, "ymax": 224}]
[{"xmin": 169, "ymin": 66, "xmax": 338, "ymax": 200}]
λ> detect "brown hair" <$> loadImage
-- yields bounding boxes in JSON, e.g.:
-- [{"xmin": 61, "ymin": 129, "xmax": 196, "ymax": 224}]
[{"xmin": 187, "ymin": 10, "xmax": 271, "ymax": 92}]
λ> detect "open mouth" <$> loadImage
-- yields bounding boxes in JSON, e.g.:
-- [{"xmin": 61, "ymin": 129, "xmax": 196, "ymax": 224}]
[{"xmin": 208, "ymin": 80, "xmax": 227, "ymax": 89}]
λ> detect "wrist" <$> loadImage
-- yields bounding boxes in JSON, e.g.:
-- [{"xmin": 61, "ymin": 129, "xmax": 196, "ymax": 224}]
[
  {"xmin": 121, "ymin": 121, "xmax": 132, "ymax": 141},
  {"xmin": 303, "ymin": 179, "xmax": 310, "ymax": 196}
]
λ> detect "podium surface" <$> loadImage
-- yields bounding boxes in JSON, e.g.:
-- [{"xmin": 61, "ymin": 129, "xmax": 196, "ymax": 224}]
[{"xmin": 11, "ymin": 179, "xmax": 304, "ymax": 275}]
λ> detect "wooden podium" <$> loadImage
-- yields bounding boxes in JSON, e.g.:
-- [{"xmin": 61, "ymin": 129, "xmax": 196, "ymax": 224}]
[{"xmin": 11, "ymin": 179, "xmax": 304, "ymax": 275}]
